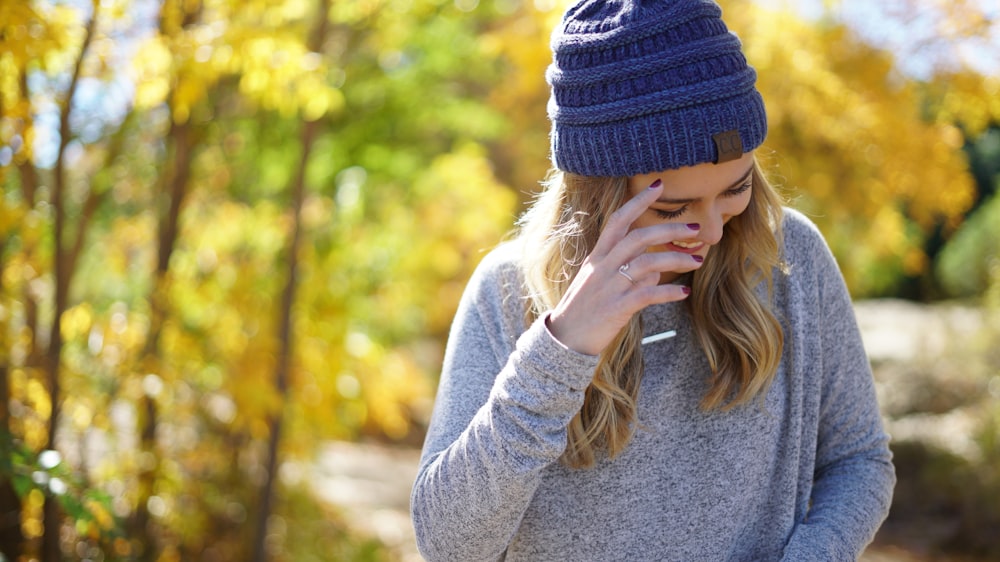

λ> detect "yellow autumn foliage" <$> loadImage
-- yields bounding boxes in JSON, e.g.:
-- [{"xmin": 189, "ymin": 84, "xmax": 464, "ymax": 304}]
[
  {"xmin": 728, "ymin": 1, "xmax": 986, "ymax": 293},
  {"xmin": 1, "ymin": 0, "xmax": 996, "ymax": 557},
  {"xmin": 482, "ymin": 0, "xmax": 996, "ymax": 295}
]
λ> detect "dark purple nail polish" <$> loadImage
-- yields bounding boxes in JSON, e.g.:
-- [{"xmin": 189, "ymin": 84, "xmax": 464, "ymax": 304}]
[
  {"xmin": 691, "ymin": 255, "xmax": 703, "ymax": 263},
  {"xmin": 648, "ymin": 179, "xmax": 662, "ymax": 189},
  {"xmin": 681, "ymin": 286, "xmax": 691, "ymax": 295},
  {"xmin": 686, "ymin": 223, "xmax": 700, "ymax": 230}
]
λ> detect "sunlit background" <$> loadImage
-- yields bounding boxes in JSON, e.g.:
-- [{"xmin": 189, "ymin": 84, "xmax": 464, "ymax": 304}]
[{"xmin": 0, "ymin": 0, "xmax": 998, "ymax": 560}]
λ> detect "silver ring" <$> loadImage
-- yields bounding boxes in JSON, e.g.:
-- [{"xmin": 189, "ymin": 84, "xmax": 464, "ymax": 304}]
[{"xmin": 617, "ymin": 262, "xmax": 636, "ymax": 285}]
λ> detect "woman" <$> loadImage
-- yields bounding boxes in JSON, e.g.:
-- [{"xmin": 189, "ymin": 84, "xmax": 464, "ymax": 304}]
[{"xmin": 410, "ymin": 1, "xmax": 895, "ymax": 560}]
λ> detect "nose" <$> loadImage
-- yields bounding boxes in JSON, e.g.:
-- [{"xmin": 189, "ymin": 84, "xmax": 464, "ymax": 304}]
[{"xmin": 697, "ymin": 206, "xmax": 727, "ymax": 246}]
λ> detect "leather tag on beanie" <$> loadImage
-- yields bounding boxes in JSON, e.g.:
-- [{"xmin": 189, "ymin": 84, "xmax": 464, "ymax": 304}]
[{"xmin": 712, "ymin": 130, "xmax": 743, "ymax": 163}]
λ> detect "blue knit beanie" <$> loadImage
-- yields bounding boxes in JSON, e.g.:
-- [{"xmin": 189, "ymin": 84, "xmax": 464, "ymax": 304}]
[{"xmin": 546, "ymin": 0, "xmax": 767, "ymax": 176}]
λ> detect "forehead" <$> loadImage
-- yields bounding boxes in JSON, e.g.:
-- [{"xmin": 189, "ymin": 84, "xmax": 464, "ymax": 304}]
[{"xmin": 627, "ymin": 152, "xmax": 754, "ymax": 195}]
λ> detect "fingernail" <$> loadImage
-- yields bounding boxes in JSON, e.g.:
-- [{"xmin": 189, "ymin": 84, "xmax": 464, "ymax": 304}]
[
  {"xmin": 686, "ymin": 223, "xmax": 700, "ymax": 230},
  {"xmin": 691, "ymin": 255, "xmax": 703, "ymax": 263},
  {"xmin": 648, "ymin": 179, "xmax": 662, "ymax": 189},
  {"xmin": 681, "ymin": 286, "xmax": 691, "ymax": 295}
]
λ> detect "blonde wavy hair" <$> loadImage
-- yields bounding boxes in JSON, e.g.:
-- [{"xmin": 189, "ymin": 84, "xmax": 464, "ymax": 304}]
[{"xmin": 515, "ymin": 157, "xmax": 785, "ymax": 468}]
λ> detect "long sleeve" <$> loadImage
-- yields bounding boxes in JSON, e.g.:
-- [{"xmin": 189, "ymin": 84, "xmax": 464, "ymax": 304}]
[
  {"xmin": 410, "ymin": 246, "xmax": 600, "ymax": 562},
  {"xmin": 781, "ymin": 214, "xmax": 896, "ymax": 561},
  {"xmin": 412, "ymin": 213, "xmax": 896, "ymax": 562}
]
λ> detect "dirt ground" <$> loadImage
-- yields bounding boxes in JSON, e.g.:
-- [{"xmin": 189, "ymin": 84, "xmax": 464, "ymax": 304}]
[{"xmin": 309, "ymin": 299, "xmax": 995, "ymax": 562}]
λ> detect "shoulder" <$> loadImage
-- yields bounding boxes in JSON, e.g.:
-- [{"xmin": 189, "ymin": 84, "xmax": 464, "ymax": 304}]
[
  {"xmin": 780, "ymin": 207, "xmax": 830, "ymax": 256},
  {"xmin": 458, "ymin": 240, "xmax": 529, "ymax": 334},
  {"xmin": 466, "ymin": 240, "xmax": 525, "ymax": 298},
  {"xmin": 449, "ymin": 242, "xmax": 525, "ymax": 364},
  {"xmin": 779, "ymin": 207, "xmax": 841, "ymax": 274},
  {"xmin": 472, "ymin": 240, "xmax": 523, "ymax": 276},
  {"xmin": 775, "ymin": 207, "xmax": 848, "ymax": 298}
]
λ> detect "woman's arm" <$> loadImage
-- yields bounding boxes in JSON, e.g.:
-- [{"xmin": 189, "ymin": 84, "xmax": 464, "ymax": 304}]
[
  {"xmin": 410, "ymin": 251, "xmax": 599, "ymax": 562},
  {"xmin": 412, "ymin": 184, "xmax": 704, "ymax": 561},
  {"xmin": 781, "ymin": 221, "xmax": 896, "ymax": 561}
]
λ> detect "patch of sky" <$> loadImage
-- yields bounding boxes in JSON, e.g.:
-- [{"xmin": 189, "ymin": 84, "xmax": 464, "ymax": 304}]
[{"xmin": 754, "ymin": 0, "xmax": 999, "ymax": 79}]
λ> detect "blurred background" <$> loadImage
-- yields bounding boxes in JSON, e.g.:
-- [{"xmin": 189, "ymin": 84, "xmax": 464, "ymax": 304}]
[{"xmin": 0, "ymin": 0, "xmax": 998, "ymax": 560}]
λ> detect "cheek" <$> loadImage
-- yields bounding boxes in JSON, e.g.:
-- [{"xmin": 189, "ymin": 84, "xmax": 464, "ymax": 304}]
[{"xmin": 723, "ymin": 190, "xmax": 753, "ymax": 222}]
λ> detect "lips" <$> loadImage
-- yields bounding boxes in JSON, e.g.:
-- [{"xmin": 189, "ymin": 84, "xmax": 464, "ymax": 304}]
[
  {"xmin": 671, "ymin": 240, "xmax": 701, "ymax": 249},
  {"xmin": 665, "ymin": 240, "xmax": 705, "ymax": 254}
]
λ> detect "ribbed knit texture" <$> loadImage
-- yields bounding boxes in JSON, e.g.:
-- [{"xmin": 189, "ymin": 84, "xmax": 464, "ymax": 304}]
[{"xmin": 547, "ymin": 0, "xmax": 768, "ymax": 176}]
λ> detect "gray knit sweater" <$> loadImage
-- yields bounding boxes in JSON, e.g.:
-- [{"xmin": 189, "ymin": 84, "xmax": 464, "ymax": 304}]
[{"xmin": 411, "ymin": 209, "xmax": 895, "ymax": 561}]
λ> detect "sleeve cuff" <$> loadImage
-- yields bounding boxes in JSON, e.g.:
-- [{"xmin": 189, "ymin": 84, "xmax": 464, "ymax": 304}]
[{"xmin": 514, "ymin": 312, "xmax": 601, "ymax": 391}]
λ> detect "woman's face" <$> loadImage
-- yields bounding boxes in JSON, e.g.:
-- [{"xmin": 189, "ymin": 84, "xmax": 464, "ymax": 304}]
[{"xmin": 626, "ymin": 152, "xmax": 755, "ymax": 284}]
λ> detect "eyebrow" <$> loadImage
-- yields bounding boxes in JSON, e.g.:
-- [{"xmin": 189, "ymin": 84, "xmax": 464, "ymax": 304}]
[{"xmin": 656, "ymin": 166, "xmax": 754, "ymax": 204}]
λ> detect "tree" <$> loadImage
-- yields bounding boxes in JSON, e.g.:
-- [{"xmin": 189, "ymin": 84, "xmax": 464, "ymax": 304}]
[
  {"xmin": 250, "ymin": 1, "xmax": 329, "ymax": 561},
  {"xmin": 2, "ymin": 0, "xmax": 516, "ymax": 557},
  {"xmin": 724, "ymin": 0, "xmax": 999, "ymax": 296},
  {"xmin": 2, "ymin": 0, "xmax": 994, "ymax": 558}
]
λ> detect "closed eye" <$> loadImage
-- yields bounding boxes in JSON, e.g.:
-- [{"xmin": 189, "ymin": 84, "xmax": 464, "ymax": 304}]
[
  {"xmin": 651, "ymin": 174, "xmax": 751, "ymax": 220},
  {"xmin": 653, "ymin": 207, "xmax": 687, "ymax": 220},
  {"xmin": 724, "ymin": 179, "xmax": 752, "ymax": 197}
]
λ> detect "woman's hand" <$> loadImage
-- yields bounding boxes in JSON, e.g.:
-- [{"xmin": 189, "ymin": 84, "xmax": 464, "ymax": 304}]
[{"xmin": 546, "ymin": 180, "xmax": 703, "ymax": 356}]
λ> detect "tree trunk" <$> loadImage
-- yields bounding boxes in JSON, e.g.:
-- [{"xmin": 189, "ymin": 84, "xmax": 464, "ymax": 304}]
[
  {"xmin": 41, "ymin": 4, "xmax": 99, "ymax": 559},
  {"xmin": 250, "ymin": 115, "xmax": 321, "ymax": 562},
  {"xmin": 15, "ymin": 72, "xmax": 42, "ymax": 370},
  {"xmin": 0, "ymin": 239, "xmax": 24, "ymax": 562},
  {"xmin": 130, "ymin": 3, "xmax": 204, "ymax": 557},
  {"xmin": 250, "ymin": 6, "xmax": 330, "ymax": 561},
  {"xmin": 131, "ymin": 116, "xmax": 196, "ymax": 562}
]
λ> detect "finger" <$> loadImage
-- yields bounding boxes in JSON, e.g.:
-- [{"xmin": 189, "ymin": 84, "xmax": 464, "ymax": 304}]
[
  {"xmin": 608, "ymin": 221, "xmax": 702, "ymax": 266},
  {"xmin": 627, "ymin": 282, "xmax": 692, "ymax": 308},
  {"xmin": 625, "ymin": 249, "xmax": 703, "ymax": 281},
  {"xmin": 591, "ymin": 178, "xmax": 663, "ymax": 257}
]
